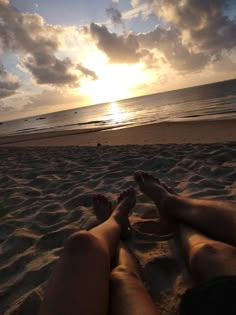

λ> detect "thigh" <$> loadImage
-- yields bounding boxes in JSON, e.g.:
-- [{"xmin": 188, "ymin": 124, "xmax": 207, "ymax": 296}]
[{"xmin": 40, "ymin": 231, "xmax": 110, "ymax": 315}]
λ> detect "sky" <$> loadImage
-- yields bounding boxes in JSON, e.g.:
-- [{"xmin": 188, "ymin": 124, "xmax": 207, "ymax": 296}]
[{"xmin": 0, "ymin": 0, "xmax": 236, "ymax": 121}]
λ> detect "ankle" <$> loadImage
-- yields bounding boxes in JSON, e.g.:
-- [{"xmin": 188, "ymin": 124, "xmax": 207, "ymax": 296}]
[
  {"xmin": 162, "ymin": 193, "xmax": 179, "ymax": 219},
  {"xmin": 165, "ymin": 194, "xmax": 189, "ymax": 221},
  {"xmin": 112, "ymin": 210, "xmax": 124, "ymax": 224}
]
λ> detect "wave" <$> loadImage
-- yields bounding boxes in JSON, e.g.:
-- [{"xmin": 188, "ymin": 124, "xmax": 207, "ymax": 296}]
[{"xmin": 77, "ymin": 120, "xmax": 109, "ymax": 125}]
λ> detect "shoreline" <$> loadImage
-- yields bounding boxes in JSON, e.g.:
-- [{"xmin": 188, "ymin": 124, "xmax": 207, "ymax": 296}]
[{"xmin": 0, "ymin": 119, "xmax": 236, "ymax": 146}]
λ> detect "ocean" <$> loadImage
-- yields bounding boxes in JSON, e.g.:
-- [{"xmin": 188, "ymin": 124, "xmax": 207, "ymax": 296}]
[{"xmin": 0, "ymin": 79, "xmax": 235, "ymax": 137}]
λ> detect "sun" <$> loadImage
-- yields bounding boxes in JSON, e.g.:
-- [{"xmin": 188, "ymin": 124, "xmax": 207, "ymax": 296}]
[{"xmin": 79, "ymin": 52, "xmax": 147, "ymax": 104}]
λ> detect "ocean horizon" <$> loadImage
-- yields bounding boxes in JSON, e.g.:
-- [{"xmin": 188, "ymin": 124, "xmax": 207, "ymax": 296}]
[{"xmin": 0, "ymin": 78, "xmax": 236, "ymax": 137}]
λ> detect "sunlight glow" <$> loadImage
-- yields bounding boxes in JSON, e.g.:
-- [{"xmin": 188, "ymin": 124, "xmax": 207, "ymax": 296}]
[
  {"xmin": 108, "ymin": 102, "xmax": 129, "ymax": 123},
  {"xmin": 110, "ymin": 102, "xmax": 120, "ymax": 114},
  {"xmin": 79, "ymin": 53, "xmax": 147, "ymax": 104}
]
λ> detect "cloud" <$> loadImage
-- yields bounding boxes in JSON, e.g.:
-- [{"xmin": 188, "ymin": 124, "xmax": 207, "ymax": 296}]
[
  {"xmin": 77, "ymin": 64, "xmax": 98, "ymax": 80},
  {"xmin": 131, "ymin": 0, "xmax": 141, "ymax": 7},
  {"xmin": 0, "ymin": 88, "xmax": 88, "ymax": 118},
  {"xmin": 89, "ymin": 23, "xmax": 148, "ymax": 63},
  {"xmin": 23, "ymin": 89, "xmax": 87, "ymax": 112},
  {"xmin": 106, "ymin": 7, "xmax": 123, "ymax": 25},
  {"xmin": 123, "ymin": 3, "xmax": 153, "ymax": 21},
  {"xmin": 88, "ymin": 0, "xmax": 236, "ymax": 72},
  {"xmin": 0, "ymin": 100, "xmax": 14, "ymax": 112},
  {"xmin": 209, "ymin": 54, "xmax": 236, "ymax": 72},
  {"xmin": 24, "ymin": 55, "xmax": 78, "ymax": 85},
  {"xmin": 0, "ymin": 63, "xmax": 20, "ymax": 99},
  {"xmin": 87, "ymin": 22, "xmax": 209, "ymax": 71},
  {"xmin": 146, "ymin": 0, "xmax": 236, "ymax": 55},
  {"xmin": 137, "ymin": 25, "xmax": 209, "ymax": 71},
  {"xmin": 0, "ymin": 0, "xmax": 79, "ymax": 86}
]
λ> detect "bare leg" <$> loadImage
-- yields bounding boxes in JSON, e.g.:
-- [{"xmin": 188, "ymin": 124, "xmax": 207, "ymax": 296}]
[
  {"xmin": 178, "ymin": 225, "xmax": 236, "ymax": 315},
  {"xmin": 180, "ymin": 224, "xmax": 236, "ymax": 284},
  {"xmin": 39, "ymin": 188, "xmax": 136, "ymax": 315},
  {"xmin": 134, "ymin": 171, "xmax": 236, "ymax": 246},
  {"xmin": 94, "ymin": 194, "xmax": 160, "ymax": 315},
  {"xmin": 110, "ymin": 242, "xmax": 160, "ymax": 315}
]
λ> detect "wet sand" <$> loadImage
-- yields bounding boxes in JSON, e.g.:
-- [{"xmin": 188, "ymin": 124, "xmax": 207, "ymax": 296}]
[{"xmin": 0, "ymin": 119, "xmax": 236, "ymax": 146}]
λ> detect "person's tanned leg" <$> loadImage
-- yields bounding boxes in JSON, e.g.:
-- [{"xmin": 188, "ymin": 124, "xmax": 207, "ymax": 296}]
[
  {"xmin": 39, "ymin": 188, "xmax": 135, "ymax": 315},
  {"xmin": 179, "ymin": 224, "xmax": 236, "ymax": 283},
  {"xmin": 110, "ymin": 242, "xmax": 160, "ymax": 315},
  {"xmin": 134, "ymin": 171, "xmax": 236, "ymax": 315},
  {"xmin": 134, "ymin": 171, "xmax": 236, "ymax": 246},
  {"xmin": 178, "ymin": 225, "xmax": 236, "ymax": 315}
]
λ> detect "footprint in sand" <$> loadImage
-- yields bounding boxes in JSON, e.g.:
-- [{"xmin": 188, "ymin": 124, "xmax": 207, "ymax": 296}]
[{"xmin": 132, "ymin": 219, "xmax": 174, "ymax": 241}]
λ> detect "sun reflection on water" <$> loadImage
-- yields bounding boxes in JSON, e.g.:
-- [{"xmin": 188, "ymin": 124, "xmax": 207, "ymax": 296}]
[{"xmin": 108, "ymin": 102, "xmax": 129, "ymax": 124}]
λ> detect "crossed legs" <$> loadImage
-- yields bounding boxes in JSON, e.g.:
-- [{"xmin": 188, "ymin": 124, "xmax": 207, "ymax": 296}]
[
  {"xmin": 40, "ymin": 188, "xmax": 159, "ymax": 315},
  {"xmin": 40, "ymin": 171, "xmax": 236, "ymax": 315}
]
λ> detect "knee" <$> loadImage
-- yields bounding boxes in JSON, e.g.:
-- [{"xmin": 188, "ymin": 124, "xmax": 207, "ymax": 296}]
[
  {"xmin": 190, "ymin": 242, "xmax": 224, "ymax": 266},
  {"xmin": 110, "ymin": 265, "xmax": 140, "ymax": 283},
  {"xmin": 64, "ymin": 231, "xmax": 99, "ymax": 254}
]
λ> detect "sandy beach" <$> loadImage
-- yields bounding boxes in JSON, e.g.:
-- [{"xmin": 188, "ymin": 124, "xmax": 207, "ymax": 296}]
[
  {"xmin": 1, "ymin": 119, "xmax": 236, "ymax": 146},
  {"xmin": 0, "ymin": 120, "xmax": 236, "ymax": 314}
]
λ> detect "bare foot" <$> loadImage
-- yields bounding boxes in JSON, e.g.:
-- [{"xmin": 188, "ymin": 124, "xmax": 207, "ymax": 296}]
[
  {"xmin": 134, "ymin": 171, "xmax": 175, "ymax": 236},
  {"xmin": 134, "ymin": 171, "xmax": 169, "ymax": 206},
  {"xmin": 93, "ymin": 194, "xmax": 112, "ymax": 223},
  {"xmin": 117, "ymin": 187, "xmax": 136, "ymax": 215},
  {"xmin": 113, "ymin": 187, "xmax": 136, "ymax": 239},
  {"xmin": 161, "ymin": 182, "xmax": 177, "ymax": 195}
]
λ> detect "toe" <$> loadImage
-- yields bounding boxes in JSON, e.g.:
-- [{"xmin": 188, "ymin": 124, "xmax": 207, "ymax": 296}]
[
  {"xmin": 141, "ymin": 171, "xmax": 151, "ymax": 182},
  {"xmin": 93, "ymin": 193, "xmax": 111, "ymax": 208},
  {"xmin": 161, "ymin": 182, "xmax": 176, "ymax": 195},
  {"xmin": 134, "ymin": 171, "xmax": 145, "ymax": 186},
  {"xmin": 118, "ymin": 192, "xmax": 124, "ymax": 203},
  {"xmin": 117, "ymin": 187, "xmax": 136, "ymax": 204},
  {"xmin": 142, "ymin": 171, "xmax": 160, "ymax": 183}
]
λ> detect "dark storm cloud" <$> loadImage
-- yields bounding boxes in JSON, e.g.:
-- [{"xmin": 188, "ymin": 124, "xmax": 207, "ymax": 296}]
[
  {"xmin": 0, "ymin": 0, "xmax": 79, "ymax": 86},
  {"xmin": 0, "ymin": 63, "xmax": 20, "ymax": 99}
]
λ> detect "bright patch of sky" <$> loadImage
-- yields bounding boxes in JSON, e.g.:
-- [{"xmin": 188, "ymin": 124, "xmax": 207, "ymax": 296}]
[{"xmin": 9, "ymin": 0, "xmax": 161, "ymax": 32}]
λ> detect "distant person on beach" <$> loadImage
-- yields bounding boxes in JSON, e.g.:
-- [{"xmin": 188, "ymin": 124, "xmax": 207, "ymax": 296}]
[{"xmin": 40, "ymin": 171, "xmax": 236, "ymax": 315}]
